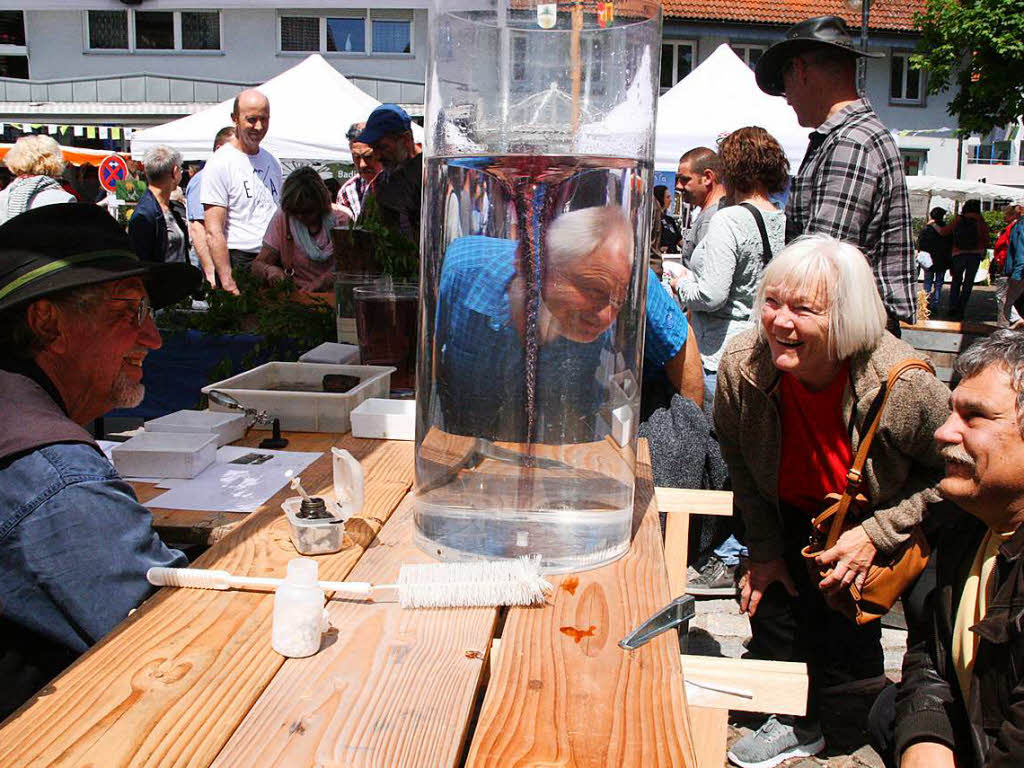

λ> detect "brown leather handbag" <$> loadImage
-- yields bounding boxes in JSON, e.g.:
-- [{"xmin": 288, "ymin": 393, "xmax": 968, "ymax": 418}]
[{"xmin": 801, "ymin": 359, "xmax": 934, "ymax": 625}]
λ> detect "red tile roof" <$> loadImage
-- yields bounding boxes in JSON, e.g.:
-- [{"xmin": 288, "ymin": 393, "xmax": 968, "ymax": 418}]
[{"xmin": 661, "ymin": 0, "xmax": 926, "ymax": 33}]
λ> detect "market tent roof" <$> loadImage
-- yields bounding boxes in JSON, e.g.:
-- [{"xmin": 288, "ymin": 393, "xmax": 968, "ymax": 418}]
[
  {"xmin": 0, "ymin": 143, "xmax": 122, "ymax": 167},
  {"xmin": 655, "ymin": 44, "xmax": 808, "ymax": 172},
  {"xmin": 905, "ymin": 175, "xmax": 1024, "ymax": 204},
  {"xmin": 130, "ymin": 54, "xmax": 424, "ymax": 163}
]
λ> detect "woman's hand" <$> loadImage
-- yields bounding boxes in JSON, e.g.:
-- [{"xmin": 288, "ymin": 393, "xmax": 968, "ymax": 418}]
[
  {"xmin": 815, "ymin": 524, "xmax": 878, "ymax": 593},
  {"xmin": 738, "ymin": 558, "xmax": 798, "ymax": 617},
  {"xmin": 265, "ymin": 265, "xmax": 287, "ymax": 284}
]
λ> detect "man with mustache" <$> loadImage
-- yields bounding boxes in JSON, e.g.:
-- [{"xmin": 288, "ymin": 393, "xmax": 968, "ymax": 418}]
[
  {"xmin": 0, "ymin": 204, "xmax": 201, "ymax": 719},
  {"xmin": 869, "ymin": 329, "xmax": 1024, "ymax": 767}
]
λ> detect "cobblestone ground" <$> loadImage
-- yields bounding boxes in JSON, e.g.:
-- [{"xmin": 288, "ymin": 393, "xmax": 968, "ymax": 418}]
[{"xmin": 688, "ymin": 598, "xmax": 904, "ymax": 768}]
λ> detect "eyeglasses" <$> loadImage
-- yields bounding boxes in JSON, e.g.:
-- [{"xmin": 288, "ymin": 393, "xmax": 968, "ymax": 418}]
[{"xmin": 108, "ymin": 295, "xmax": 155, "ymax": 327}]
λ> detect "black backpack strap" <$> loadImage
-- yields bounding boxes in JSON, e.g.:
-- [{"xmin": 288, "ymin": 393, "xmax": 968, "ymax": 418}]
[{"xmin": 739, "ymin": 202, "xmax": 773, "ymax": 265}]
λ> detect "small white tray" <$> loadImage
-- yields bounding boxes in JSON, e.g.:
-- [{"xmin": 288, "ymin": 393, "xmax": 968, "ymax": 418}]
[
  {"xmin": 144, "ymin": 409, "xmax": 247, "ymax": 447},
  {"xmin": 350, "ymin": 398, "xmax": 415, "ymax": 441},
  {"xmin": 111, "ymin": 432, "xmax": 218, "ymax": 479},
  {"xmin": 298, "ymin": 342, "xmax": 360, "ymax": 365}
]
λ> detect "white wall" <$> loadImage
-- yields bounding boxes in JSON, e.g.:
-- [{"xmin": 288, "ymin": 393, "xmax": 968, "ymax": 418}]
[{"xmin": 25, "ymin": 9, "xmax": 428, "ymax": 86}]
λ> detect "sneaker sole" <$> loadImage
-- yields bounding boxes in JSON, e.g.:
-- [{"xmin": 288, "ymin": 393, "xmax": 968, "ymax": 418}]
[
  {"xmin": 726, "ymin": 736, "xmax": 825, "ymax": 768},
  {"xmin": 686, "ymin": 584, "xmax": 737, "ymax": 596}
]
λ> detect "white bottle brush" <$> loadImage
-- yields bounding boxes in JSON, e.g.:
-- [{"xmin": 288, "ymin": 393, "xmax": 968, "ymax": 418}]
[{"xmin": 148, "ymin": 555, "xmax": 552, "ymax": 609}]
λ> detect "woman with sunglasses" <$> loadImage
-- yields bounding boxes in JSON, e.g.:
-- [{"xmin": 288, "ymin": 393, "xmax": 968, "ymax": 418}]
[{"xmin": 252, "ymin": 166, "xmax": 342, "ymax": 292}]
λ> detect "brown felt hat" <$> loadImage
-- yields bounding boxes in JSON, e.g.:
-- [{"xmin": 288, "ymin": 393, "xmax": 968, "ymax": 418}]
[{"xmin": 755, "ymin": 15, "xmax": 883, "ymax": 97}]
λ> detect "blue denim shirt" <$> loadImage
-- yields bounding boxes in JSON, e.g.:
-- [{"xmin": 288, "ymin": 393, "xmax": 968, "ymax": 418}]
[
  {"xmin": 0, "ymin": 442, "xmax": 186, "ymax": 655},
  {"xmin": 1005, "ymin": 221, "xmax": 1024, "ymax": 282}
]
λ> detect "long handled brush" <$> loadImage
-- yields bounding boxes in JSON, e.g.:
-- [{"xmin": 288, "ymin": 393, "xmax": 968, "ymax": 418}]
[{"xmin": 147, "ymin": 556, "xmax": 552, "ymax": 609}]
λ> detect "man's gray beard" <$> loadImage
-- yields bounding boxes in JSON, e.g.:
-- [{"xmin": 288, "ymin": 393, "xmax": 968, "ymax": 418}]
[{"xmin": 111, "ymin": 373, "xmax": 145, "ymax": 409}]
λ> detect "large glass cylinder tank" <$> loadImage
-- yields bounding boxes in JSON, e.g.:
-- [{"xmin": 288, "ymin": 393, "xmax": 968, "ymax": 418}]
[{"xmin": 415, "ymin": 0, "xmax": 662, "ymax": 572}]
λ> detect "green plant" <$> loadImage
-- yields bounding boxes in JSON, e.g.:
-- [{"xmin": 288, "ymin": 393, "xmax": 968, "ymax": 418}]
[
  {"xmin": 158, "ymin": 270, "xmax": 336, "ymax": 381},
  {"xmin": 356, "ymin": 194, "xmax": 420, "ymax": 281}
]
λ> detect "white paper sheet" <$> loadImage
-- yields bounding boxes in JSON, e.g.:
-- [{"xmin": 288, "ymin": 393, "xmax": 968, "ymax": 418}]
[{"xmin": 145, "ymin": 446, "xmax": 322, "ymax": 512}]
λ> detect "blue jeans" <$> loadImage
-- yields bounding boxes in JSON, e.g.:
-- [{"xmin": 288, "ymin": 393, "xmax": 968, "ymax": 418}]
[
  {"xmin": 949, "ymin": 252, "xmax": 982, "ymax": 314},
  {"xmin": 922, "ymin": 267, "xmax": 945, "ymax": 309},
  {"xmin": 713, "ymin": 534, "xmax": 748, "ymax": 566}
]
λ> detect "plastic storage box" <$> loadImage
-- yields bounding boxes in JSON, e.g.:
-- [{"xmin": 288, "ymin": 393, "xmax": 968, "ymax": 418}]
[
  {"xmin": 111, "ymin": 432, "xmax": 218, "ymax": 479},
  {"xmin": 298, "ymin": 342, "xmax": 360, "ymax": 365},
  {"xmin": 350, "ymin": 398, "xmax": 416, "ymax": 441},
  {"xmin": 282, "ymin": 496, "xmax": 346, "ymax": 555},
  {"xmin": 201, "ymin": 362, "xmax": 394, "ymax": 433},
  {"xmin": 144, "ymin": 409, "xmax": 247, "ymax": 447}
]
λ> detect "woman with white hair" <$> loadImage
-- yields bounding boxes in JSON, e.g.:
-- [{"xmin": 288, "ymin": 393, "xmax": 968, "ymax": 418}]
[
  {"xmin": 128, "ymin": 145, "xmax": 189, "ymax": 264},
  {"xmin": 0, "ymin": 135, "xmax": 75, "ymax": 224},
  {"xmin": 715, "ymin": 234, "xmax": 950, "ymax": 767}
]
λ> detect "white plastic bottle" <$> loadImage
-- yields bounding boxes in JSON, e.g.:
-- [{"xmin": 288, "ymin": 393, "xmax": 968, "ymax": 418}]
[{"xmin": 271, "ymin": 558, "xmax": 329, "ymax": 658}]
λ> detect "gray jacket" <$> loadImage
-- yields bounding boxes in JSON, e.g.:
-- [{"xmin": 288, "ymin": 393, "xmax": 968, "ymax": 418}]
[{"xmin": 713, "ymin": 328, "xmax": 950, "ymax": 562}]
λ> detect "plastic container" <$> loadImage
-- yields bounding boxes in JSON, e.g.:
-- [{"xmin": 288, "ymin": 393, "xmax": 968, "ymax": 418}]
[
  {"xmin": 144, "ymin": 409, "xmax": 247, "ymax": 447},
  {"xmin": 350, "ymin": 398, "xmax": 416, "ymax": 441},
  {"xmin": 282, "ymin": 496, "xmax": 347, "ymax": 555},
  {"xmin": 298, "ymin": 342, "xmax": 360, "ymax": 365},
  {"xmin": 335, "ymin": 272, "xmax": 388, "ymax": 344},
  {"xmin": 201, "ymin": 362, "xmax": 394, "ymax": 433},
  {"xmin": 414, "ymin": 0, "xmax": 661, "ymax": 572},
  {"xmin": 111, "ymin": 432, "xmax": 218, "ymax": 479},
  {"xmin": 271, "ymin": 558, "xmax": 329, "ymax": 658}
]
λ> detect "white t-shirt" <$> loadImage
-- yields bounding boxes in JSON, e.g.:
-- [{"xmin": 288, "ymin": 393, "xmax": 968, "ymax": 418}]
[{"xmin": 200, "ymin": 143, "xmax": 282, "ymax": 252}]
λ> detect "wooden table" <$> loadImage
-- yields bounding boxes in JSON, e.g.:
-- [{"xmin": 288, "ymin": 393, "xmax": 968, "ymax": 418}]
[{"xmin": 0, "ymin": 433, "xmax": 703, "ymax": 767}]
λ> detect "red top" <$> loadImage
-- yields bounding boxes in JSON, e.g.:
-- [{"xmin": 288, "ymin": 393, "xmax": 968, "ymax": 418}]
[{"xmin": 777, "ymin": 362, "xmax": 853, "ymax": 515}]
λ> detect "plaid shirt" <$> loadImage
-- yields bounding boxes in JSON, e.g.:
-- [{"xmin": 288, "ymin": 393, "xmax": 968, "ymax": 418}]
[
  {"xmin": 786, "ymin": 99, "xmax": 916, "ymax": 322},
  {"xmin": 433, "ymin": 236, "xmax": 687, "ymax": 442},
  {"xmin": 336, "ymin": 174, "xmax": 367, "ymax": 221}
]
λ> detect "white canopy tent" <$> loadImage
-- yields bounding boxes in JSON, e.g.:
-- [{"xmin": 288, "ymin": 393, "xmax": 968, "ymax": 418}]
[
  {"xmin": 131, "ymin": 54, "xmax": 424, "ymax": 163},
  {"xmin": 906, "ymin": 175, "xmax": 1024, "ymax": 206},
  {"xmin": 655, "ymin": 45, "xmax": 808, "ymax": 173}
]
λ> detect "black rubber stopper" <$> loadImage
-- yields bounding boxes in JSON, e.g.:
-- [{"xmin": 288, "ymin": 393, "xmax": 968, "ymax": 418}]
[
  {"xmin": 259, "ymin": 418, "xmax": 289, "ymax": 450},
  {"xmin": 297, "ymin": 497, "xmax": 330, "ymax": 519}
]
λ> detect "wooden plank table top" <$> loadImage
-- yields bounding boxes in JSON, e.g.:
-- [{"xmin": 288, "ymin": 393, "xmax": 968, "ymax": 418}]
[{"xmin": 0, "ymin": 435, "xmax": 697, "ymax": 768}]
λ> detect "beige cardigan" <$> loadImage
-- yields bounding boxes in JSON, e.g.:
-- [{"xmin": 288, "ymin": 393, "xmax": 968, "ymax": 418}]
[{"xmin": 713, "ymin": 328, "xmax": 950, "ymax": 562}]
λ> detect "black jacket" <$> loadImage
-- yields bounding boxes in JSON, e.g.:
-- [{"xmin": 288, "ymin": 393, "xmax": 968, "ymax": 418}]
[
  {"xmin": 128, "ymin": 188, "xmax": 189, "ymax": 263},
  {"xmin": 895, "ymin": 512, "xmax": 1024, "ymax": 767}
]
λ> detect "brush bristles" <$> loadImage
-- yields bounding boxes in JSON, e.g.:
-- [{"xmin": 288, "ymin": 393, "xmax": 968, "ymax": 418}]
[{"xmin": 396, "ymin": 556, "xmax": 552, "ymax": 608}]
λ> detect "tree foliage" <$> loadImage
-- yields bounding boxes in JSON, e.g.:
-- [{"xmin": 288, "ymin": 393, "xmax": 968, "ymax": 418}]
[{"xmin": 912, "ymin": 0, "xmax": 1024, "ymax": 134}]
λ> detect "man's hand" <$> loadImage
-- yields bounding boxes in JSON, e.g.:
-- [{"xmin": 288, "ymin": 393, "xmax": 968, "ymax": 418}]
[
  {"xmin": 900, "ymin": 741, "xmax": 956, "ymax": 768},
  {"xmin": 738, "ymin": 558, "xmax": 798, "ymax": 617},
  {"xmin": 816, "ymin": 524, "xmax": 877, "ymax": 593},
  {"xmin": 203, "ymin": 205, "xmax": 239, "ymax": 295}
]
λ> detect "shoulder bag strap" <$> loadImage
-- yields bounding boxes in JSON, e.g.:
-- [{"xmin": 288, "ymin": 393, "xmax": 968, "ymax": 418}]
[
  {"xmin": 821, "ymin": 358, "xmax": 935, "ymax": 549},
  {"xmin": 739, "ymin": 202, "xmax": 773, "ymax": 265}
]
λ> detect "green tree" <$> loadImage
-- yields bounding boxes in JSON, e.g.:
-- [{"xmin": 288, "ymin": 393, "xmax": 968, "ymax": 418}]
[{"xmin": 912, "ymin": 0, "xmax": 1024, "ymax": 134}]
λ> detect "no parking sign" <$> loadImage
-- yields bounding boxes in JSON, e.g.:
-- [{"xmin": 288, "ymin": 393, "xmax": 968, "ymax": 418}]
[{"xmin": 99, "ymin": 154, "xmax": 129, "ymax": 193}]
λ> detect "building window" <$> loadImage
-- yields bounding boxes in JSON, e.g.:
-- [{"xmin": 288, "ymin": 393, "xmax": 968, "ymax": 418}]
[
  {"xmin": 281, "ymin": 16, "xmax": 319, "ymax": 51},
  {"xmin": 660, "ymin": 40, "xmax": 696, "ymax": 92},
  {"xmin": 730, "ymin": 44, "xmax": 766, "ymax": 70},
  {"xmin": 969, "ymin": 142, "xmax": 1013, "ymax": 165},
  {"xmin": 327, "ymin": 18, "xmax": 365, "ymax": 53},
  {"xmin": 280, "ymin": 13, "xmax": 413, "ymax": 56},
  {"xmin": 372, "ymin": 19, "xmax": 411, "ymax": 54},
  {"xmin": 181, "ymin": 12, "xmax": 220, "ymax": 50},
  {"xmin": 0, "ymin": 11, "xmax": 26, "ymax": 47},
  {"xmin": 87, "ymin": 10, "xmax": 128, "ymax": 50},
  {"xmin": 85, "ymin": 10, "xmax": 221, "ymax": 52},
  {"xmin": 890, "ymin": 52, "xmax": 924, "ymax": 104},
  {"xmin": 901, "ymin": 149, "xmax": 927, "ymax": 176}
]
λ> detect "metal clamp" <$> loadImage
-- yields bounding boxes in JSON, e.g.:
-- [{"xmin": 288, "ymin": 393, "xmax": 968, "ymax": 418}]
[{"xmin": 618, "ymin": 594, "xmax": 695, "ymax": 651}]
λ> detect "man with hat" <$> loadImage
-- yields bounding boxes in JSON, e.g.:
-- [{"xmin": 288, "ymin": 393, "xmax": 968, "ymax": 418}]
[
  {"xmin": 356, "ymin": 103, "xmax": 423, "ymax": 254},
  {"xmin": 0, "ymin": 203, "xmax": 201, "ymax": 719},
  {"xmin": 755, "ymin": 15, "xmax": 916, "ymax": 332}
]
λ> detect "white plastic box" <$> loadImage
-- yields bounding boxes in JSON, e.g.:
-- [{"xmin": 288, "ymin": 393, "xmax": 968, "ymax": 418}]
[
  {"xmin": 298, "ymin": 342, "xmax": 360, "ymax": 365},
  {"xmin": 111, "ymin": 432, "xmax": 218, "ymax": 479},
  {"xmin": 144, "ymin": 409, "xmax": 247, "ymax": 447},
  {"xmin": 201, "ymin": 362, "xmax": 394, "ymax": 433},
  {"xmin": 350, "ymin": 398, "xmax": 416, "ymax": 441}
]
